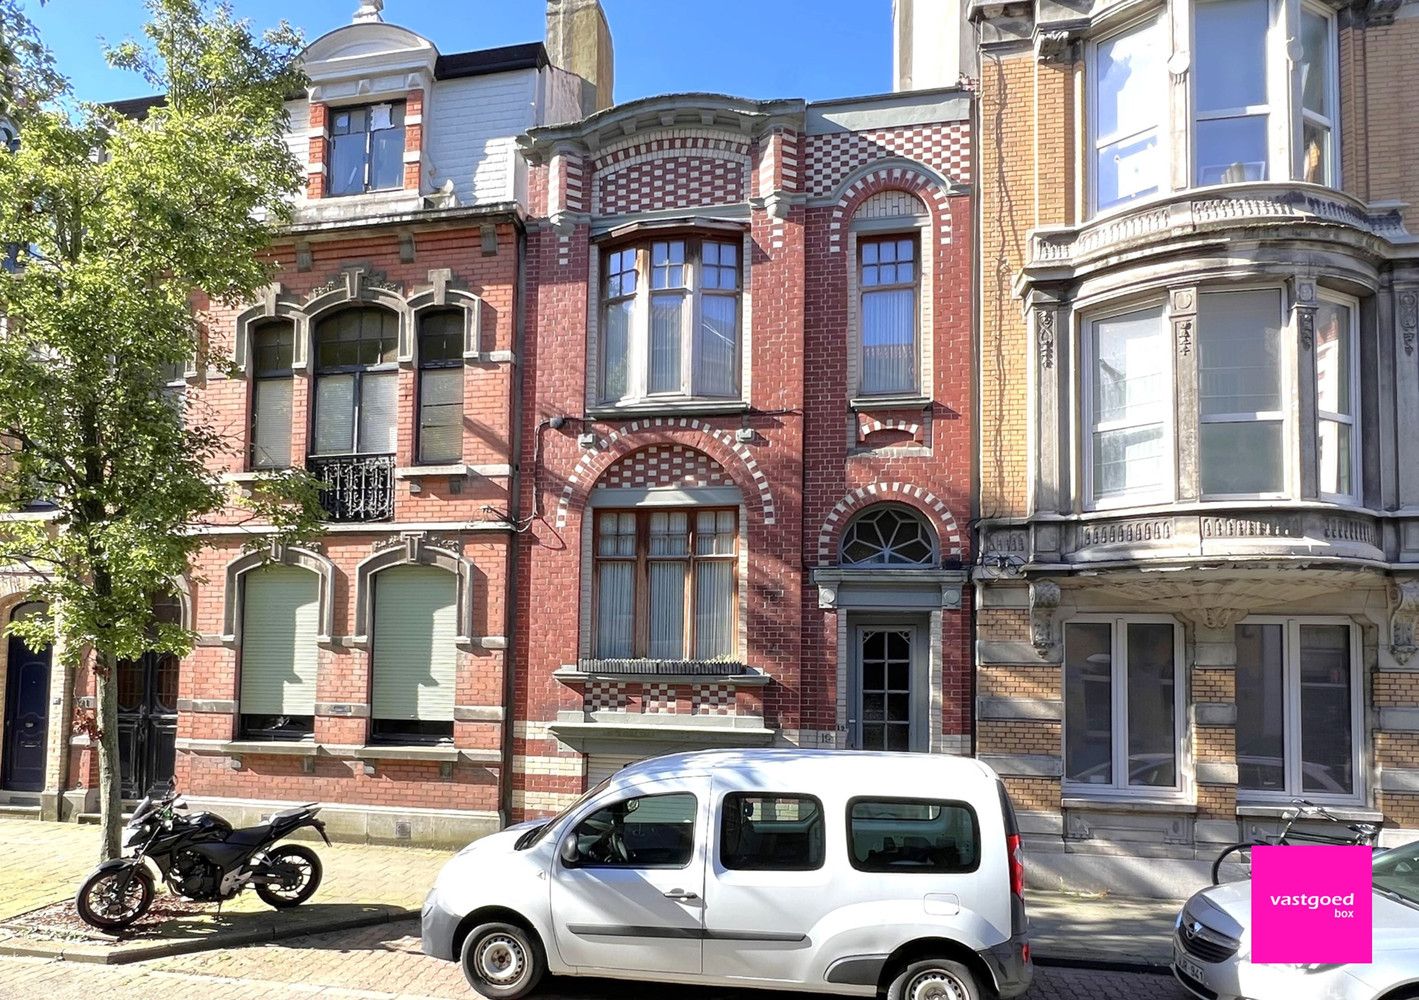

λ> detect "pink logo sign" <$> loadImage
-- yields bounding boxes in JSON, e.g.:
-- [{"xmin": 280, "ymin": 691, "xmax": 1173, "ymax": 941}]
[{"xmin": 1251, "ymin": 845, "xmax": 1372, "ymax": 964}]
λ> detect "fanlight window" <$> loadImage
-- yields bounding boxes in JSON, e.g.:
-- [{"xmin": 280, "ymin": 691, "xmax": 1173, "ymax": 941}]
[{"xmin": 840, "ymin": 506, "xmax": 935, "ymax": 566}]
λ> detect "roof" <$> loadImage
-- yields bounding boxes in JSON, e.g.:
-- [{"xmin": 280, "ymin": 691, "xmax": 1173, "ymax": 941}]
[
  {"xmin": 610, "ymin": 747, "xmax": 998, "ymax": 789},
  {"xmin": 104, "ymin": 40, "xmax": 548, "ymax": 119}
]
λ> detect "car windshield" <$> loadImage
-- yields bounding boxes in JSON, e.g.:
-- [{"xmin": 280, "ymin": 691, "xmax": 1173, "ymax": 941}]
[
  {"xmin": 1373, "ymin": 842, "xmax": 1419, "ymax": 907},
  {"xmin": 516, "ymin": 777, "xmax": 612, "ymax": 850}
]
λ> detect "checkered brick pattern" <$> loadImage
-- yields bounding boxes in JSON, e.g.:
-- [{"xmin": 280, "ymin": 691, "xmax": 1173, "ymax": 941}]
[
  {"xmin": 594, "ymin": 444, "xmax": 731, "ymax": 490},
  {"xmin": 593, "ymin": 132, "xmax": 751, "ymax": 172},
  {"xmin": 583, "ymin": 680, "xmax": 625, "ymax": 712},
  {"xmin": 857, "ymin": 415, "xmax": 923, "ymax": 446},
  {"xmin": 693, "ymin": 684, "xmax": 735, "ymax": 716},
  {"xmin": 596, "ymin": 155, "xmax": 748, "ymax": 215},
  {"xmin": 806, "ymin": 123, "xmax": 972, "ymax": 197},
  {"xmin": 642, "ymin": 683, "xmax": 677, "ymax": 714}
]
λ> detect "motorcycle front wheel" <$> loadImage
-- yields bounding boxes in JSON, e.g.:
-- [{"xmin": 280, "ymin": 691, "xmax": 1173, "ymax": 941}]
[
  {"xmin": 75, "ymin": 864, "xmax": 155, "ymax": 931},
  {"xmin": 255, "ymin": 843, "xmax": 322, "ymax": 908}
]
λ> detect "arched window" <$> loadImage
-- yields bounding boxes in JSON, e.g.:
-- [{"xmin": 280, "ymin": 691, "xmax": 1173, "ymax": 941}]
[
  {"xmin": 854, "ymin": 191, "xmax": 928, "ymax": 399},
  {"xmin": 840, "ymin": 505, "xmax": 935, "ymax": 567},
  {"xmin": 311, "ymin": 308, "xmax": 398, "ymax": 457}
]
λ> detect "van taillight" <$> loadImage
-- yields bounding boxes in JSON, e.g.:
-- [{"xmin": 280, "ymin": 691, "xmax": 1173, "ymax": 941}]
[{"xmin": 1007, "ymin": 832, "xmax": 1024, "ymax": 898}]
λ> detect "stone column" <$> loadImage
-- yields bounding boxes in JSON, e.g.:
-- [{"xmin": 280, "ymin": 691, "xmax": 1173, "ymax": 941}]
[
  {"xmin": 1190, "ymin": 618, "xmax": 1241, "ymax": 847},
  {"xmin": 1293, "ymin": 278, "xmax": 1320, "ymax": 500},
  {"xmin": 1394, "ymin": 285, "xmax": 1419, "ymax": 509},
  {"xmin": 1030, "ymin": 297, "xmax": 1066, "ymax": 517},
  {"xmin": 1171, "ymin": 287, "xmax": 1200, "ymax": 502}
]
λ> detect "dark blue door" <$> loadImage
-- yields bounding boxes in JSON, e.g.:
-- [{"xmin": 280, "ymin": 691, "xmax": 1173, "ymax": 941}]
[{"xmin": 2, "ymin": 629, "xmax": 51, "ymax": 792}]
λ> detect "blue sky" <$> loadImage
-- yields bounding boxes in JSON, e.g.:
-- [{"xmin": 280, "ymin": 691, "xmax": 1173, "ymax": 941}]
[{"xmin": 29, "ymin": 1, "xmax": 896, "ymax": 105}]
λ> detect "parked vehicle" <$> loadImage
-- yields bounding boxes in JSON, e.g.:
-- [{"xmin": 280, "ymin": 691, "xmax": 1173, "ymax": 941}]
[
  {"xmin": 1175, "ymin": 840, "xmax": 1419, "ymax": 1000},
  {"xmin": 75, "ymin": 781, "xmax": 329, "ymax": 931},
  {"xmin": 422, "ymin": 748, "xmax": 1032, "ymax": 1000},
  {"xmin": 1211, "ymin": 798, "xmax": 1382, "ymax": 884}
]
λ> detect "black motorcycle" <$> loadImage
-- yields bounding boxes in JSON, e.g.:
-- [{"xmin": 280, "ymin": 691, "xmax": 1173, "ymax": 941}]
[{"xmin": 75, "ymin": 782, "xmax": 330, "ymax": 931}]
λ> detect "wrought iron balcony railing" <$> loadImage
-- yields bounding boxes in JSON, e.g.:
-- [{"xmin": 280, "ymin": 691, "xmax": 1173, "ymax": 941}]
[{"xmin": 309, "ymin": 453, "xmax": 395, "ymax": 522}]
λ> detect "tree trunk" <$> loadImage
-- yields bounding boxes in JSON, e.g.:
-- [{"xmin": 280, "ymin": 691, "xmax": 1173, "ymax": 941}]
[{"xmin": 94, "ymin": 649, "xmax": 122, "ymax": 862}]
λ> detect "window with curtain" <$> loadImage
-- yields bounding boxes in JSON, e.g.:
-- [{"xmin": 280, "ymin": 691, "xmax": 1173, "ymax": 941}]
[
  {"xmin": 371, "ymin": 565, "xmax": 457, "ymax": 744},
  {"xmin": 1197, "ymin": 289, "xmax": 1284, "ymax": 496},
  {"xmin": 1089, "ymin": 306, "xmax": 1171, "ymax": 504},
  {"xmin": 239, "ymin": 565, "xmax": 319, "ymax": 740},
  {"xmin": 1236, "ymin": 620, "xmax": 1358, "ymax": 799},
  {"xmin": 1193, "ymin": 0, "xmax": 1271, "ymax": 185},
  {"xmin": 1091, "ymin": 16, "xmax": 1166, "ymax": 211},
  {"xmin": 250, "ymin": 321, "xmax": 294, "ymax": 470},
  {"xmin": 312, "ymin": 308, "xmax": 399, "ymax": 456},
  {"xmin": 594, "ymin": 508, "xmax": 737, "ymax": 661},
  {"xmin": 598, "ymin": 236, "xmax": 741, "ymax": 404},
  {"xmin": 858, "ymin": 235, "xmax": 920, "ymax": 396},
  {"xmin": 1315, "ymin": 298, "xmax": 1357, "ymax": 499},
  {"xmin": 328, "ymin": 102, "xmax": 406, "ymax": 197},
  {"xmin": 1063, "ymin": 618, "xmax": 1181, "ymax": 793},
  {"xmin": 417, "ymin": 310, "xmax": 463, "ymax": 464}
]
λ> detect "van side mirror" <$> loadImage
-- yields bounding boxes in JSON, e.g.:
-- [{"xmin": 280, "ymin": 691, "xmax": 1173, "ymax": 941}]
[{"xmin": 559, "ymin": 835, "xmax": 580, "ymax": 866}]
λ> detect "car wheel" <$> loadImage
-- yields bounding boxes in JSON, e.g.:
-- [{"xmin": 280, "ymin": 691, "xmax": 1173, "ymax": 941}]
[
  {"xmin": 887, "ymin": 958, "xmax": 981, "ymax": 1000},
  {"xmin": 460, "ymin": 921, "xmax": 546, "ymax": 999}
]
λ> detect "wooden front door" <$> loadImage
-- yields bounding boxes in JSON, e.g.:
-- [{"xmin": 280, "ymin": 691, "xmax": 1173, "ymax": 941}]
[{"xmin": 1, "ymin": 604, "xmax": 52, "ymax": 792}]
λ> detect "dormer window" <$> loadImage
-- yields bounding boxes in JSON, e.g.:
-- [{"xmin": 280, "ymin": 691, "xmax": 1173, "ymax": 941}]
[{"xmin": 329, "ymin": 102, "xmax": 406, "ymax": 196}]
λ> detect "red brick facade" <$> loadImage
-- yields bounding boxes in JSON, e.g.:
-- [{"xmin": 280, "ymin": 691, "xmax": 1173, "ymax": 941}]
[{"xmin": 513, "ymin": 92, "xmax": 974, "ymax": 815}]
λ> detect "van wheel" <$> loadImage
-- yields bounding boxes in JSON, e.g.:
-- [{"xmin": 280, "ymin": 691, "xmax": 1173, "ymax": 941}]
[
  {"xmin": 460, "ymin": 921, "xmax": 545, "ymax": 999},
  {"xmin": 887, "ymin": 958, "xmax": 981, "ymax": 1000}
]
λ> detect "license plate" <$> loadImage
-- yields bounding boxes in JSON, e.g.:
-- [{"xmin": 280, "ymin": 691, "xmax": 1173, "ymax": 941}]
[{"xmin": 1175, "ymin": 946, "xmax": 1208, "ymax": 987}]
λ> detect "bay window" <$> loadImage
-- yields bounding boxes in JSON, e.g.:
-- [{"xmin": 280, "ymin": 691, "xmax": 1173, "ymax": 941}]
[
  {"xmin": 417, "ymin": 310, "xmax": 463, "ymax": 465},
  {"xmin": 594, "ymin": 508, "xmax": 737, "ymax": 661},
  {"xmin": 1064, "ymin": 617, "xmax": 1183, "ymax": 794},
  {"xmin": 1087, "ymin": 305, "xmax": 1171, "ymax": 505},
  {"xmin": 858, "ymin": 235, "xmax": 921, "ymax": 396},
  {"xmin": 1314, "ymin": 296, "xmax": 1358, "ymax": 500},
  {"xmin": 1090, "ymin": 16, "xmax": 1166, "ymax": 212},
  {"xmin": 1086, "ymin": 0, "xmax": 1340, "ymax": 215},
  {"xmin": 597, "ymin": 237, "xmax": 742, "ymax": 405},
  {"xmin": 250, "ymin": 321, "xmax": 294, "ymax": 470},
  {"xmin": 1197, "ymin": 289, "xmax": 1284, "ymax": 497},
  {"xmin": 1236, "ymin": 619, "xmax": 1360, "ymax": 800},
  {"xmin": 312, "ymin": 308, "xmax": 398, "ymax": 457}
]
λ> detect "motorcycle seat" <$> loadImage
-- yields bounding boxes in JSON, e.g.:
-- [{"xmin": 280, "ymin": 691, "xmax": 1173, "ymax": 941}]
[{"xmin": 226, "ymin": 824, "xmax": 275, "ymax": 847}]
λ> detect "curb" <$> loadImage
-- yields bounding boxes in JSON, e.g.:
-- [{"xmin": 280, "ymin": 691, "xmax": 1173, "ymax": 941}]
[
  {"xmin": 0, "ymin": 904, "xmax": 415, "ymax": 965},
  {"xmin": 1033, "ymin": 953, "xmax": 1175, "ymax": 975}
]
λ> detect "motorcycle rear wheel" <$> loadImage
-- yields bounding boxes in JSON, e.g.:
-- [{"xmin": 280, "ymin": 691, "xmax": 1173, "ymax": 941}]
[
  {"xmin": 256, "ymin": 843, "xmax": 322, "ymax": 908},
  {"xmin": 76, "ymin": 864, "xmax": 155, "ymax": 931}
]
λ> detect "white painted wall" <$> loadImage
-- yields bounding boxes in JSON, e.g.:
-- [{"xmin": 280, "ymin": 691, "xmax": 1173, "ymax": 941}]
[
  {"xmin": 893, "ymin": 0, "xmax": 966, "ymax": 91},
  {"xmin": 427, "ymin": 70, "xmax": 540, "ymax": 206}
]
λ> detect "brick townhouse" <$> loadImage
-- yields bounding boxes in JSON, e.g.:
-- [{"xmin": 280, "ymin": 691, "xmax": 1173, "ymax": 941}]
[
  {"xmin": 909, "ymin": 0, "xmax": 1419, "ymax": 894},
  {"xmin": 512, "ymin": 86, "xmax": 975, "ymax": 814},
  {"xmin": 0, "ymin": 0, "xmax": 613, "ymax": 841}
]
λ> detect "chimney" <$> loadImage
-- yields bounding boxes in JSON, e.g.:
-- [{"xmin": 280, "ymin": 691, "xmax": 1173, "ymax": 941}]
[
  {"xmin": 546, "ymin": 0, "xmax": 615, "ymax": 116},
  {"xmin": 893, "ymin": 0, "xmax": 970, "ymax": 92}
]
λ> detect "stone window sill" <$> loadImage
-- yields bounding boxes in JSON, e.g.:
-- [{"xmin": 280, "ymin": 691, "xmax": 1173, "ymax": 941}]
[
  {"xmin": 556, "ymin": 663, "xmax": 769, "ymax": 687},
  {"xmin": 395, "ymin": 464, "xmax": 468, "ymax": 480},
  {"xmin": 586, "ymin": 400, "xmax": 749, "ymax": 419},
  {"xmin": 849, "ymin": 395, "xmax": 931, "ymax": 412},
  {"xmin": 1061, "ymin": 796, "xmax": 1197, "ymax": 815},
  {"xmin": 223, "ymin": 740, "xmax": 319, "ymax": 757},
  {"xmin": 223, "ymin": 740, "xmax": 500, "ymax": 766},
  {"xmin": 1237, "ymin": 803, "xmax": 1381, "ymax": 823}
]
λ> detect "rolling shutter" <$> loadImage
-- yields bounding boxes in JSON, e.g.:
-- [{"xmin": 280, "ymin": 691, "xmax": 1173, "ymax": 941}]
[
  {"xmin": 240, "ymin": 565, "xmax": 319, "ymax": 715},
  {"xmin": 372, "ymin": 565, "xmax": 457, "ymax": 722},
  {"xmin": 586, "ymin": 754, "xmax": 642, "ymax": 785}
]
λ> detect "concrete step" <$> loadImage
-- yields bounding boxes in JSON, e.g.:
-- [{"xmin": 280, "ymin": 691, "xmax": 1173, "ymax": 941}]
[{"xmin": 0, "ymin": 804, "xmax": 40, "ymax": 819}]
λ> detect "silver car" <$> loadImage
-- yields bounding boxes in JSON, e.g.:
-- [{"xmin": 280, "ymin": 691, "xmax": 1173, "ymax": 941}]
[{"xmin": 1174, "ymin": 841, "xmax": 1419, "ymax": 1000}]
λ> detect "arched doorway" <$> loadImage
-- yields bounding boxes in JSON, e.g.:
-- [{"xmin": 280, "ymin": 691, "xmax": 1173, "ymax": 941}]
[
  {"xmin": 1, "ymin": 602, "xmax": 52, "ymax": 792},
  {"xmin": 117, "ymin": 596, "xmax": 181, "ymax": 799}
]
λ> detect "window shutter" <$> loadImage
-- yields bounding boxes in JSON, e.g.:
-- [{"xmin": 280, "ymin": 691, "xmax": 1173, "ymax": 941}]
[
  {"xmin": 253, "ymin": 378, "xmax": 293, "ymax": 468},
  {"xmin": 586, "ymin": 754, "xmax": 642, "ymax": 785},
  {"xmin": 372, "ymin": 565, "xmax": 457, "ymax": 722},
  {"xmin": 358, "ymin": 371, "xmax": 398, "ymax": 454},
  {"xmin": 240, "ymin": 566, "xmax": 319, "ymax": 715}
]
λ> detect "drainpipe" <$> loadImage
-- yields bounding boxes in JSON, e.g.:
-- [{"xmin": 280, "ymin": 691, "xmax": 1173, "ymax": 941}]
[{"xmin": 969, "ymin": 67, "xmax": 982, "ymax": 761}]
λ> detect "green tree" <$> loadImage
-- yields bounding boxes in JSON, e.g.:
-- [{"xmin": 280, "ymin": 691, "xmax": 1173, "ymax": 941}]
[{"xmin": 0, "ymin": 0, "xmax": 323, "ymax": 860}]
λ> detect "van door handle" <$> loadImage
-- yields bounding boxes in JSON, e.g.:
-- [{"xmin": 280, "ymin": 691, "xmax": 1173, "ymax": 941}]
[{"xmin": 663, "ymin": 889, "xmax": 699, "ymax": 901}]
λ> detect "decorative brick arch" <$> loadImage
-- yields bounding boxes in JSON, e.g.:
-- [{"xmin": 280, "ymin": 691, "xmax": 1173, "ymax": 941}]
[
  {"xmin": 816, "ymin": 483, "xmax": 963, "ymax": 564},
  {"xmin": 828, "ymin": 159, "xmax": 955, "ymax": 253},
  {"xmin": 555, "ymin": 418, "xmax": 776, "ymax": 529}
]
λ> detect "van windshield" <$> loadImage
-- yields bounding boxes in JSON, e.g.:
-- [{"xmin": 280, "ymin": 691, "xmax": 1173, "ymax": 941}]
[
  {"xmin": 1373, "ymin": 842, "xmax": 1419, "ymax": 908},
  {"xmin": 516, "ymin": 777, "xmax": 612, "ymax": 850}
]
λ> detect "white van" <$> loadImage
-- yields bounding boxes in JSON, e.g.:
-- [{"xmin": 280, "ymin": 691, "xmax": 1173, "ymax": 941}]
[{"xmin": 422, "ymin": 748, "xmax": 1032, "ymax": 1000}]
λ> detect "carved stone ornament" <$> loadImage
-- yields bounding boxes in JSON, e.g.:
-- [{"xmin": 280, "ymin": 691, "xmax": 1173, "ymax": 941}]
[
  {"xmin": 1364, "ymin": 0, "xmax": 1403, "ymax": 26},
  {"xmin": 1297, "ymin": 306, "xmax": 1316, "ymax": 352},
  {"xmin": 1194, "ymin": 606, "xmax": 1251, "ymax": 630},
  {"xmin": 1390, "ymin": 579, "xmax": 1419, "ymax": 665},
  {"xmin": 1399, "ymin": 290, "xmax": 1418, "ymax": 357},
  {"xmin": 353, "ymin": 0, "xmax": 384, "ymax": 23},
  {"xmin": 1030, "ymin": 580, "xmax": 1062, "ymax": 657},
  {"xmin": 818, "ymin": 584, "xmax": 838, "ymax": 610},
  {"xmin": 1034, "ymin": 30, "xmax": 1074, "ymax": 64},
  {"xmin": 1175, "ymin": 318, "xmax": 1193, "ymax": 357},
  {"xmin": 1036, "ymin": 308, "xmax": 1056, "ymax": 370}
]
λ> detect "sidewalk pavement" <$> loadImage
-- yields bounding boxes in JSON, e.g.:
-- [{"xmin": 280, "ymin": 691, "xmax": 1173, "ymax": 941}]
[{"xmin": 0, "ymin": 816, "xmax": 1185, "ymax": 969}]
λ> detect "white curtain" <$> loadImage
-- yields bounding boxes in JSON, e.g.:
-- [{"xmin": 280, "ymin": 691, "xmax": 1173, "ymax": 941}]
[
  {"xmin": 694, "ymin": 561, "xmax": 734, "ymax": 659},
  {"xmin": 650, "ymin": 292, "xmax": 685, "ymax": 393},
  {"xmin": 648, "ymin": 562, "xmax": 686, "ymax": 658},
  {"xmin": 861, "ymin": 288, "xmax": 917, "ymax": 395},
  {"xmin": 253, "ymin": 378, "xmax": 292, "ymax": 469},
  {"xmin": 601, "ymin": 300, "xmax": 632, "ymax": 400},
  {"xmin": 596, "ymin": 562, "xmax": 634, "ymax": 658},
  {"xmin": 696, "ymin": 294, "xmax": 738, "ymax": 396}
]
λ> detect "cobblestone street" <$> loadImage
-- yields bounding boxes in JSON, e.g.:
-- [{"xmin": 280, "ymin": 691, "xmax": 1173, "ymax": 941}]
[{"xmin": 0, "ymin": 919, "xmax": 1188, "ymax": 1000}]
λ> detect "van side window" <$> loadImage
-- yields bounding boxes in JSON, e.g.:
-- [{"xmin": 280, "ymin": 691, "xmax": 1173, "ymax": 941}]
[
  {"xmin": 720, "ymin": 793, "xmax": 825, "ymax": 871},
  {"xmin": 570, "ymin": 792, "xmax": 697, "ymax": 868},
  {"xmin": 846, "ymin": 798, "xmax": 980, "ymax": 874}
]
